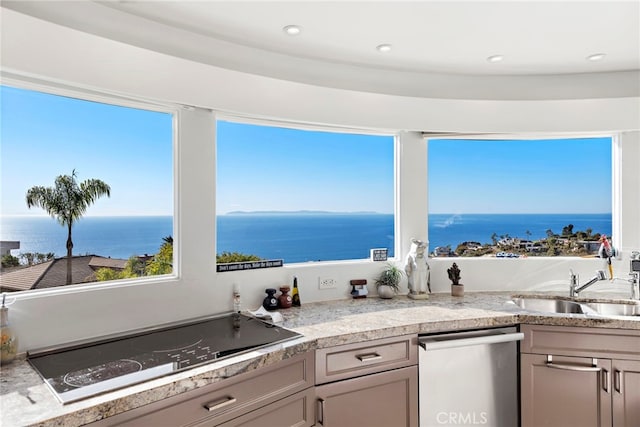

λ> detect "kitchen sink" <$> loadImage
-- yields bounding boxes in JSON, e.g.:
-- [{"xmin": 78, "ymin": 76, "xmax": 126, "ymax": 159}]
[
  {"xmin": 512, "ymin": 297, "xmax": 584, "ymax": 314},
  {"xmin": 512, "ymin": 297, "xmax": 640, "ymax": 317},
  {"xmin": 585, "ymin": 302, "xmax": 640, "ymax": 316}
]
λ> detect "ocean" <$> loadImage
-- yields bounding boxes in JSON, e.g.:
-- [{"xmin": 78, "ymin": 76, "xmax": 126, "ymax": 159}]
[
  {"xmin": 0, "ymin": 213, "xmax": 611, "ymax": 263},
  {"xmin": 0, "ymin": 216, "xmax": 174, "ymax": 260},
  {"xmin": 429, "ymin": 213, "xmax": 612, "ymax": 249}
]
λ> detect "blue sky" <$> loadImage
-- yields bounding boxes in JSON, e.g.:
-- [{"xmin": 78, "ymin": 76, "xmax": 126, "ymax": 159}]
[
  {"xmin": 428, "ymin": 137, "xmax": 612, "ymax": 214},
  {"xmin": 216, "ymin": 121, "xmax": 395, "ymax": 214},
  {"xmin": 1, "ymin": 86, "xmax": 173, "ymax": 216},
  {"xmin": 1, "ymin": 85, "xmax": 611, "ymax": 217}
]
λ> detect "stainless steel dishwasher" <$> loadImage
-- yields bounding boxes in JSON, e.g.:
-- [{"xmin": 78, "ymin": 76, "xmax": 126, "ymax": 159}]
[{"xmin": 418, "ymin": 326, "xmax": 524, "ymax": 427}]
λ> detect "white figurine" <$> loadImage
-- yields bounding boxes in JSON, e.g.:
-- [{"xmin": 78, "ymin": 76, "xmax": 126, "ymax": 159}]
[{"xmin": 405, "ymin": 239, "xmax": 430, "ymax": 299}]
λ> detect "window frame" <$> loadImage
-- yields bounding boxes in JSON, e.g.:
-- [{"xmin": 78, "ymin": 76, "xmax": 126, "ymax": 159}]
[
  {"xmin": 0, "ymin": 77, "xmax": 181, "ymax": 296},
  {"xmin": 425, "ymin": 132, "xmax": 620, "ymax": 258},
  {"xmin": 214, "ymin": 113, "xmax": 400, "ymax": 266}
]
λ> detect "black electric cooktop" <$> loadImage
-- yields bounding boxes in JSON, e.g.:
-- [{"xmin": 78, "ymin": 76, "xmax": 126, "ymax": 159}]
[{"xmin": 27, "ymin": 313, "xmax": 301, "ymax": 404}]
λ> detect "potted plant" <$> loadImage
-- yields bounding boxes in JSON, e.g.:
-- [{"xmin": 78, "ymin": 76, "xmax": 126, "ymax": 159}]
[
  {"xmin": 375, "ymin": 263, "xmax": 404, "ymax": 299},
  {"xmin": 448, "ymin": 262, "xmax": 464, "ymax": 297}
]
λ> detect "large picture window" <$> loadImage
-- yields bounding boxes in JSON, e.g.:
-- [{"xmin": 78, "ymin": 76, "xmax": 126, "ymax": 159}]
[
  {"xmin": 427, "ymin": 137, "xmax": 612, "ymax": 257},
  {"xmin": 216, "ymin": 120, "xmax": 395, "ymax": 264},
  {"xmin": 0, "ymin": 85, "xmax": 174, "ymax": 291}
]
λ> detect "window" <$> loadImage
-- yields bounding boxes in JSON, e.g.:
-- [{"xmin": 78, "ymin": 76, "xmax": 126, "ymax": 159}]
[
  {"xmin": 427, "ymin": 137, "xmax": 612, "ymax": 257},
  {"xmin": 216, "ymin": 120, "xmax": 395, "ymax": 264},
  {"xmin": 0, "ymin": 85, "xmax": 174, "ymax": 292}
]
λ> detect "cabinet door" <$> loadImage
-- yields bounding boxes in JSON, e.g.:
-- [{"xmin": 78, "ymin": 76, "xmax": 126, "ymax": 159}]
[
  {"xmin": 612, "ymin": 359, "xmax": 640, "ymax": 427},
  {"xmin": 521, "ymin": 353, "xmax": 612, "ymax": 427},
  {"xmin": 315, "ymin": 366, "xmax": 418, "ymax": 427}
]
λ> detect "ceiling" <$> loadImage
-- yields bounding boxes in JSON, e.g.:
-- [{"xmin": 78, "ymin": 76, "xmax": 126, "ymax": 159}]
[{"xmin": 2, "ymin": 1, "xmax": 640, "ymax": 99}]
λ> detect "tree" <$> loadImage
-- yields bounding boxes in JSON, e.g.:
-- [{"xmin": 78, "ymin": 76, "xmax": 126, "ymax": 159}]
[
  {"xmin": 1, "ymin": 254, "xmax": 20, "ymax": 269},
  {"xmin": 95, "ymin": 237, "xmax": 173, "ymax": 282},
  {"xmin": 146, "ymin": 240, "xmax": 173, "ymax": 276},
  {"xmin": 95, "ymin": 267, "xmax": 122, "ymax": 282},
  {"xmin": 26, "ymin": 170, "xmax": 111, "ymax": 285},
  {"xmin": 561, "ymin": 224, "xmax": 574, "ymax": 236},
  {"xmin": 96, "ymin": 256, "xmax": 145, "ymax": 282},
  {"xmin": 546, "ymin": 236, "xmax": 558, "ymax": 256},
  {"xmin": 122, "ymin": 256, "xmax": 146, "ymax": 278},
  {"xmin": 22, "ymin": 252, "xmax": 35, "ymax": 266},
  {"xmin": 20, "ymin": 252, "xmax": 54, "ymax": 266},
  {"xmin": 217, "ymin": 251, "xmax": 261, "ymax": 263}
]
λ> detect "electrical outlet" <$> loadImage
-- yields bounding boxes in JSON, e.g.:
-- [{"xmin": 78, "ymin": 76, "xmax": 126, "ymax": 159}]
[{"xmin": 318, "ymin": 277, "xmax": 337, "ymax": 290}]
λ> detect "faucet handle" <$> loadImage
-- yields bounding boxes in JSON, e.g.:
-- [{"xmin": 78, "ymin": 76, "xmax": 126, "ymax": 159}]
[
  {"xmin": 629, "ymin": 272, "xmax": 640, "ymax": 300},
  {"xmin": 569, "ymin": 269, "xmax": 578, "ymax": 284}
]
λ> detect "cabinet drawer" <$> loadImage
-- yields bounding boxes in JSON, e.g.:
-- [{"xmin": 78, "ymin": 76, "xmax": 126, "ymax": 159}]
[
  {"xmin": 522, "ymin": 325, "xmax": 640, "ymax": 360},
  {"xmin": 316, "ymin": 335, "xmax": 417, "ymax": 384},
  {"xmin": 213, "ymin": 388, "xmax": 315, "ymax": 427},
  {"xmin": 92, "ymin": 352, "xmax": 314, "ymax": 427}
]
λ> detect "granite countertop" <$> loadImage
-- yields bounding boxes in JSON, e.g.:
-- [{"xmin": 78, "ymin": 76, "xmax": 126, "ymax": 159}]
[{"xmin": 1, "ymin": 291, "xmax": 639, "ymax": 427}]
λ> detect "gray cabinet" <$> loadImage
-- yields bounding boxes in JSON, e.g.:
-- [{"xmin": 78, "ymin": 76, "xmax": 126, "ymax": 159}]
[
  {"xmin": 316, "ymin": 365, "xmax": 418, "ymax": 427},
  {"xmin": 612, "ymin": 359, "xmax": 640, "ymax": 427},
  {"xmin": 90, "ymin": 352, "xmax": 314, "ymax": 427},
  {"xmin": 521, "ymin": 353, "xmax": 612, "ymax": 427},
  {"xmin": 314, "ymin": 334, "xmax": 418, "ymax": 427},
  {"xmin": 521, "ymin": 325, "xmax": 640, "ymax": 427},
  {"xmin": 213, "ymin": 388, "xmax": 315, "ymax": 427}
]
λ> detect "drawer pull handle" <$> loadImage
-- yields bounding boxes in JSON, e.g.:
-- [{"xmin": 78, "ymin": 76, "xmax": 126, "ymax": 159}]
[
  {"xmin": 204, "ymin": 396, "xmax": 237, "ymax": 412},
  {"xmin": 317, "ymin": 398, "xmax": 325, "ymax": 426},
  {"xmin": 546, "ymin": 361, "xmax": 601, "ymax": 372},
  {"xmin": 614, "ymin": 369, "xmax": 622, "ymax": 394},
  {"xmin": 545, "ymin": 355, "xmax": 601, "ymax": 372},
  {"xmin": 356, "ymin": 353, "xmax": 382, "ymax": 362}
]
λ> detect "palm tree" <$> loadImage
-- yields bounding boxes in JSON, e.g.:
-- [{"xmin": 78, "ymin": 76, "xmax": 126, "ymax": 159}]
[{"xmin": 26, "ymin": 170, "xmax": 111, "ymax": 285}]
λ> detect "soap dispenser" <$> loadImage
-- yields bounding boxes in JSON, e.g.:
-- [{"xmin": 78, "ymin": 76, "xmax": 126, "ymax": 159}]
[
  {"xmin": 0, "ymin": 294, "xmax": 18, "ymax": 365},
  {"xmin": 232, "ymin": 283, "xmax": 241, "ymax": 313}
]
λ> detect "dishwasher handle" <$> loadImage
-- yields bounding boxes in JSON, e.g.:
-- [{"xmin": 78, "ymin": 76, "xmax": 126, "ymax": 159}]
[{"xmin": 419, "ymin": 331, "xmax": 524, "ymax": 351}]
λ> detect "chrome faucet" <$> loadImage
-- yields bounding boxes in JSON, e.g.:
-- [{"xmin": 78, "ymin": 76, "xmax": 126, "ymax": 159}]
[
  {"xmin": 629, "ymin": 272, "xmax": 640, "ymax": 300},
  {"xmin": 630, "ymin": 252, "xmax": 640, "ymax": 300},
  {"xmin": 569, "ymin": 269, "xmax": 607, "ymax": 297}
]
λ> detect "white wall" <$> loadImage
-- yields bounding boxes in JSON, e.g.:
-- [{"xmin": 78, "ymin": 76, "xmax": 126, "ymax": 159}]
[{"xmin": 2, "ymin": 9, "xmax": 640, "ymax": 351}]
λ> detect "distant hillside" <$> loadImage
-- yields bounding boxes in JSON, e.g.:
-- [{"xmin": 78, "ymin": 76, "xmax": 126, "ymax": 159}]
[{"xmin": 225, "ymin": 210, "xmax": 382, "ymax": 215}]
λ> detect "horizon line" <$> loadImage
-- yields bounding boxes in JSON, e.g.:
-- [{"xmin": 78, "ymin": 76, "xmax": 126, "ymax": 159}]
[{"xmin": 1, "ymin": 211, "xmax": 613, "ymax": 218}]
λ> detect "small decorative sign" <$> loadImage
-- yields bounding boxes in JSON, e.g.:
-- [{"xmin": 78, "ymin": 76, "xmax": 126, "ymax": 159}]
[
  {"xmin": 370, "ymin": 248, "xmax": 388, "ymax": 262},
  {"xmin": 217, "ymin": 259, "xmax": 284, "ymax": 272}
]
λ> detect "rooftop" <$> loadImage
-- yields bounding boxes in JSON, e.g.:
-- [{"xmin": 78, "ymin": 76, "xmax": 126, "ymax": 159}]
[{"xmin": 0, "ymin": 255, "xmax": 128, "ymax": 292}]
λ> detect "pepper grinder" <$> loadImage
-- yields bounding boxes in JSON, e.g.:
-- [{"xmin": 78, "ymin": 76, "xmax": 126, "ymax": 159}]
[
  {"xmin": 0, "ymin": 294, "xmax": 18, "ymax": 365},
  {"xmin": 262, "ymin": 288, "xmax": 279, "ymax": 311},
  {"xmin": 278, "ymin": 286, "xmax": 292, "ymax": 309}
]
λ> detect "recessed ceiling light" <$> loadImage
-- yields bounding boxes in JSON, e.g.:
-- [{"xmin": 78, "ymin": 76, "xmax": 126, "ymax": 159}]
[
  {"xmin": 587, "ymin": 53, "xmax": 606, "ymax": 61},
  {"xmin": 487, "ymin": 55, "xmax": 504, "ymax": 63},
  {"xmin": 283, "ymin": 25, "xmax": 301, "ymax": 36},
  {"xmin": 376, "ymin": 44, "xmax": 392, "ymax": 53}
]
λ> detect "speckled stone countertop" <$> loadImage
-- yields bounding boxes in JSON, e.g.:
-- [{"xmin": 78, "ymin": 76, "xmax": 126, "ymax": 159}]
[{"xmin": 1, "ymin": 291, "xmax": 639, "ymax": 427}]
